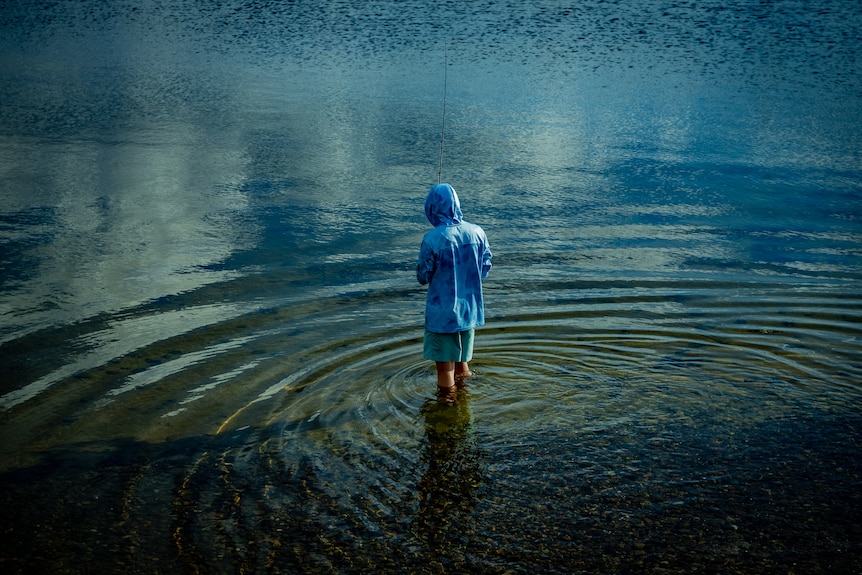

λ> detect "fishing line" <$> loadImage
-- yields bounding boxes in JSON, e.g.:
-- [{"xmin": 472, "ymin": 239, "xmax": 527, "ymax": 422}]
[{"xmin": 437, "ymin": 40, "xmax": 448, "ymax": 183}]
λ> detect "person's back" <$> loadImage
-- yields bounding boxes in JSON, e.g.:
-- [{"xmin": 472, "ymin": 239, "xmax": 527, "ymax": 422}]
[{"xmin": 417, "ymin": 183, "xmax": 491, "ymax": 399}]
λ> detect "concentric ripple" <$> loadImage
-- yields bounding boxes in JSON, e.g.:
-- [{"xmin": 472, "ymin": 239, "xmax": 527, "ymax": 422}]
[
  {"xmin": 146, "ymin": 281, "xmax": 862, "ymax": 574},
  {"xmin": 1, "ymin": 282, "xmax": 860, "ymax": 573}
]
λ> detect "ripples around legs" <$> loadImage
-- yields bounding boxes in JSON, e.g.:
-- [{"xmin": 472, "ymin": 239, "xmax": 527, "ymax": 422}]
[{"xmin": 1, "ymin": 281, "xmax": 861, "ymax": 573}]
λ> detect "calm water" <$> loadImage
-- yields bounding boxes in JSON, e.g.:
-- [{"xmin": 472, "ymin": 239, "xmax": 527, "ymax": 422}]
[{"xmin": 1, "ymin": 1, "xmax": 861, "ymax": 573}]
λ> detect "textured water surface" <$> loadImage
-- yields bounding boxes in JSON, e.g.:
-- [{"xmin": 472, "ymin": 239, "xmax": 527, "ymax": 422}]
[{"xmin": 1, "ymin": 1, "xmax": 861, "ymax": 573}]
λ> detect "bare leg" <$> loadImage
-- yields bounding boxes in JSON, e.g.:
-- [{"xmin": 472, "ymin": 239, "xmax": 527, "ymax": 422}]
[
  {"xmin": 435, "ymin": 361, "xmax": 457, "ymax": 402},
  {"xmin": 454, "ymin": 361, "xmax": 471, "ymax": 388},
  {"xmin": 435, "ymin": 361, "xmax": 456, "ymax": 390}
]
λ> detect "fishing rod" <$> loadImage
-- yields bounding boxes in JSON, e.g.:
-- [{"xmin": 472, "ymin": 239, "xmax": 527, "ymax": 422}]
[{"xmin": 437, "ymin": 40, "xmax": 448, "ymax": 183}]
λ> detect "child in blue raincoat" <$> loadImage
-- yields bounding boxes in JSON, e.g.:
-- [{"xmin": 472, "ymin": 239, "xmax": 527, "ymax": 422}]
[{"xmin": 417, "ymin": 183, "xmax": 492, "ymax": 397}]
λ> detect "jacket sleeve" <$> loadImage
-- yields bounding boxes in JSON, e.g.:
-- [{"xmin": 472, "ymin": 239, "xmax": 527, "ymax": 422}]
[
  {"xmin": 416, "ymin": 238, "xmax": 436, "ymax": 285},
  {"xmin": 480, "ymin": 236, "xmax": 492, "ymax": 279}
]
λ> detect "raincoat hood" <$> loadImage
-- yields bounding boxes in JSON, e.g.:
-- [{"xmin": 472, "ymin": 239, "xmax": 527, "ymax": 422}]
[{"xmin": 424, "ymin": 183, "xmax": 463, "ymax": 227}]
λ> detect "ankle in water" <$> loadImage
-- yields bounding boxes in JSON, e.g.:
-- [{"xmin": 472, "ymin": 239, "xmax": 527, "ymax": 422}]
[
  {"xmin": 454, "ymin": 371, "xmax": 472, "ymax": 388},
  {"xmin": 436, "ymin": 384, "xmax": 457, "ymax": 403}
]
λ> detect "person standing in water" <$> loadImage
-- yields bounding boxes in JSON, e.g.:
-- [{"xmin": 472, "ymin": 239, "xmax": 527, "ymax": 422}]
[{"xmin": 417, "ymin": 183, "xmax": 492, "ymax": 400}]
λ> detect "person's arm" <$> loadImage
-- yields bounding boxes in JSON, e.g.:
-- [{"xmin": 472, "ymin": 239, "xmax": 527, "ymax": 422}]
[
  {"xmin": 480, "ymin": 237, "xmax": 492, "ymax": 279},
  {"xmin": 417, "ymin": 239, "xmax": 436, "ymax": 285}
]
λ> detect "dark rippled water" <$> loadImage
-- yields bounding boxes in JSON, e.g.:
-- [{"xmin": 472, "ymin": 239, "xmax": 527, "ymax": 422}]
[{"xmin": 2, "ymin": 1, "xmax": 861, "ymax": 573}]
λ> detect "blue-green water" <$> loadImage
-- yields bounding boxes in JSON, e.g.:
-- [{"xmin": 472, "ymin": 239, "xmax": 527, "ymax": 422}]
[{"xmin": 1, "ymin": 1, "xmax": 861, "ymax": 573}]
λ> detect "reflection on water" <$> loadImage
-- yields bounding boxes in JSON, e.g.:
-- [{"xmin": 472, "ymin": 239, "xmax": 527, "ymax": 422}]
[
  {"xmin": 5, "ymin": 281, "xmax": 859, "ymax": 573},
  {"xmin": 1, "ymin": 0, "xmax": 861, "ymax": 573},
  {"xmin": 415, "ymin": 395, "xmax": 484, "ymax": 556}
]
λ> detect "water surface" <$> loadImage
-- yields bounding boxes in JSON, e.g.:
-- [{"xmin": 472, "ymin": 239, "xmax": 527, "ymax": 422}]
[{"xmin": 1, "ymin": 1, "xmax": 861, "ymax": 573}]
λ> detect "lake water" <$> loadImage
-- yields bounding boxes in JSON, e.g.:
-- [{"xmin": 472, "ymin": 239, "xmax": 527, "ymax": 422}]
[{"xmin": 1, "ymin": 1, "xmax": 861, "ymax": 573}]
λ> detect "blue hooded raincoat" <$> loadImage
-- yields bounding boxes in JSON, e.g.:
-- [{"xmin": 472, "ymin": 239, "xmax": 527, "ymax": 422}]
[{"xmin": 417, "ymin": 183, "xmax": 492, "ymax": 333}]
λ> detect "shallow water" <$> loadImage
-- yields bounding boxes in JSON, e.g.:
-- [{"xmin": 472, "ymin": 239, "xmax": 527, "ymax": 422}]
[{"xmin": 1, "ymin": 1, "xmax": 861, "ymax": 573}]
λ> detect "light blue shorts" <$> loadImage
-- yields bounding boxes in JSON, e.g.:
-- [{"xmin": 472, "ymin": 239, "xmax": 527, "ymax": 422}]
[{"xmin": 423, "ymin": 329, "xmax": 475, "ymax": 363}]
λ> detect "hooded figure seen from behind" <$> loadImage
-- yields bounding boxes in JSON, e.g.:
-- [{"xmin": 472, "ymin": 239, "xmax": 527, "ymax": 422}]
[{"xmin": 417, "ymin": 183, "xmax": 492, "ymax": 400}]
